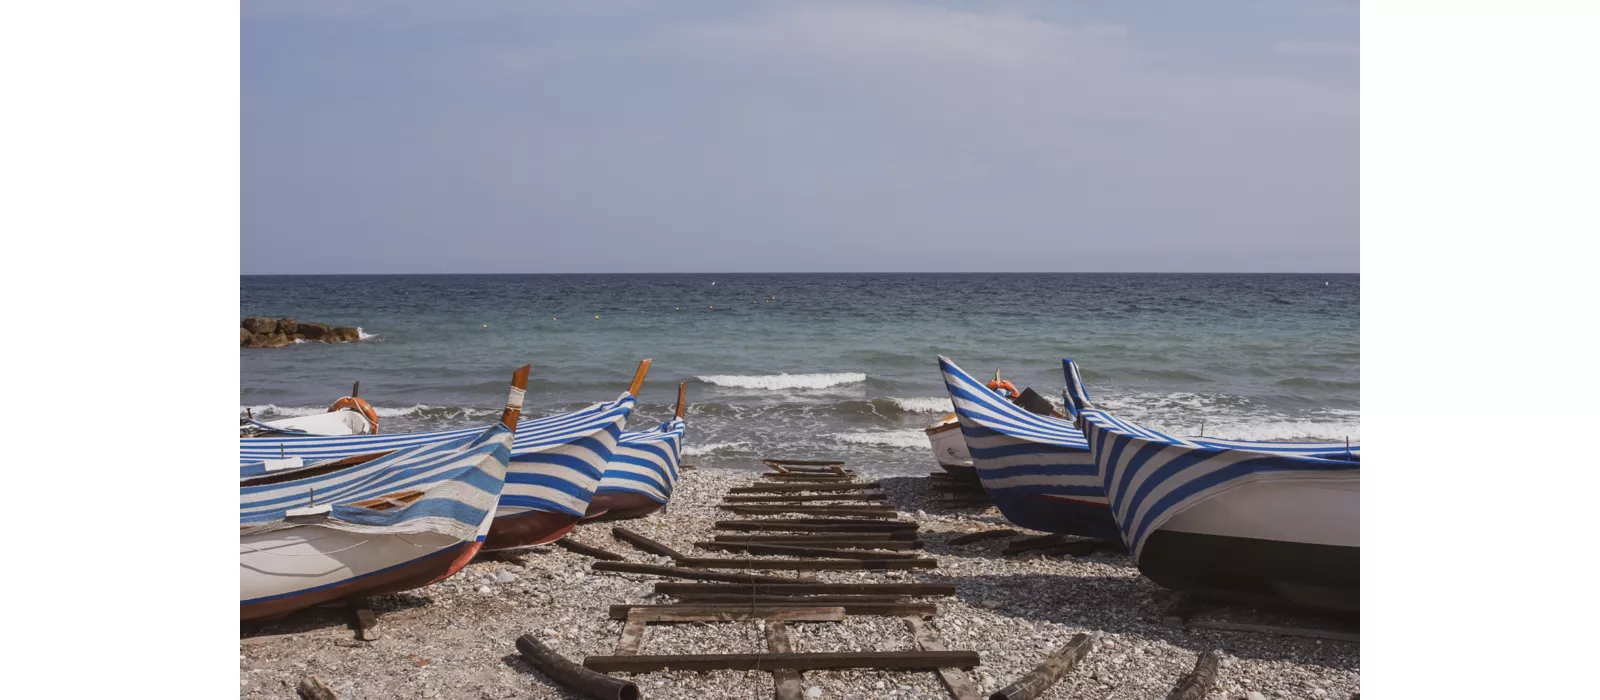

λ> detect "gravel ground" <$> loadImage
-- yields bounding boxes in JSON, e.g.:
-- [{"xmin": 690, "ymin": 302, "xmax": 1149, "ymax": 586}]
[{"xmin": 240, "ymin": 468, "xmax": 1359, "ymax": 699}]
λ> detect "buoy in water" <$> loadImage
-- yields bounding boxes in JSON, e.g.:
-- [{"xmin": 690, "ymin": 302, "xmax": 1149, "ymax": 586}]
[
  {"xmin": 594, "ymin": 315, "xmax": 599, "ymax": 319},
  {"xmin": 482, "ymin": 324, "xmax": 488, "ymax": 328}
]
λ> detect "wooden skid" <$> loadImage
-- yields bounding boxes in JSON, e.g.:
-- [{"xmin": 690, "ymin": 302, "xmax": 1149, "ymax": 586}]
[
  {"xmin": 720, "ymin": 505, "xmax": 900, "ymax": 518},
  {"xmin": 715, "ymin": 520, "xmax": 918, "ymax": 533},
  {"xmin": 729, "ymin": 483, "xmax": 882, "ymax": 494},
  {"xmin": 697, "ymin": 542, "xmax": 922, "ymax": 560},
  {"xmin": 947, "ymin": 529, "xmax": 1019, "ymax": 545},
  {"xmin": 713, "ymin": 533, "xmax": 920, "ymax": 544},
  {"xmin": 653, "ymin": 582, "xmax": 958, "ymax": 597},
  {"xmin": 766, "ymin": 622, "xmax": 803, "ymax": 700},
  {"xmin": 722, "ymin": 494, "xmax": 889, "ymax": 503},
  {"xmin": 612, "ymin": 527, "xmax": 686, "ymax": 560},
  {"xmin": 590, "ymin": 561, "xmax": 812, "ymax": 584},
  {"xmin": 904, "ymin": 616, "xmax": 979, "ymax": 700},
  {"xmin": 763, "ymin": 458, "xmax": 848, "ymax": 467},
  {"xmin": 711, "ymin": 537, "xmax": 921, "ymax": 550},
  {"xmin": 673, "ymin": 594, "xmax": 910, "ymax": 606},
  {"xmin": 1162, "ymin": 598, "xmax": 1359, "ymax": 642},
  {"xmin": 611, "ymin": 603, "xmax": 934, "ymax": 619},
  {"xmin": 675, "ymin": 557, "xmax": 937, "ymax": 571},
  {"xmin": 583, "ymin": 650, "xmax": 980, "ymax": 673},
  {"xmin": 611, "ymin": 605, "xmax": 848, "ymax": 623},
  {"xmin": 761, "ymin": 475, "xmax": 857, "ymax": 482},
  {"xmin": 552, "ymin": 538, "xmax": 627, "ymax": 561}
]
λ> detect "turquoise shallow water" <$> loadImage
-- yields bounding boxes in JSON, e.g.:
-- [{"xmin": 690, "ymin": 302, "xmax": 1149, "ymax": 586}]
[{"xmin": 241, "ymin": 273, "xmax": 1358, "ymax": 474}]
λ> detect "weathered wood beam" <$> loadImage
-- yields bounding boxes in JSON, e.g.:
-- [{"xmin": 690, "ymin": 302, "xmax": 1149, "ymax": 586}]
[
  {"xmin": 675, "ymin": 557, "xmax": 937, "ymax": 571},
  {"xmin": 653, "ymin": 582, "xmax": 957, "ymax": 597},
  {"xmin": 583, "ymin": 650, "xmax": 981, "ymax": 673},
  {"xmin": 591, "ymin": 561, "xmax": 812, "ymax": 584}
]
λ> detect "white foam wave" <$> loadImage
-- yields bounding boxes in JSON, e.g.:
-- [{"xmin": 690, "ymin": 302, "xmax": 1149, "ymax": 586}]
[
  {"xmin": 682, "ymin": 440, "xmax": 752, "ymax": 456},
  {"xmin": 241, "ymin": 404, "xmax": 324, "ymax": 418},
  {"xmin": 698, "ymin": 372, "xmax": 866, "ymax": 391},
  {"xmin": 887, "ymin": 397, "xmax": 953, "ymax": 413},
  {"xmin": 240, "ymin": 404, "xmax": 497, "ymax": 419},
  {"xmin": 356, "ymin": 327, "xmax": 377, "ymax": 340},
  {"xmin": 831, "ymin": 429, "xmax": 928, "ymax": 450},
  {"xmin": 1135, "ymin": 419, "xmax": 1361, "ymax": 443}
]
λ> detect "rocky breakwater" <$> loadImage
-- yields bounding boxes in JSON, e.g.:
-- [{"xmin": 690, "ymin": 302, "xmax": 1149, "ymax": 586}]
[{"xmin": 241, "ymin": 316, "xmax": 365, "ymax": 348}]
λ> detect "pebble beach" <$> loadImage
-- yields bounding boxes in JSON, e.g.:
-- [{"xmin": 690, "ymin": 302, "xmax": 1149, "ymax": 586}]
[{"xmin": 240, "ymin": 468, "xmax": 1359, "ymax": 700}]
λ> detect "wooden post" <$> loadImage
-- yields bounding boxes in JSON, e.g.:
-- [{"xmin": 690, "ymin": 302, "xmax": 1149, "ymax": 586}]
[
  {"xmin": 615, "ymin": 611, "xmax": 647, "ymax": 655},
  {"xmin": 674, "ymin": 557, "xmax": 937, "ymax": 571},
  {"xmin": 675, "ymin": 381, "xmax": 687, "ymax": 419},
  {"xmin": 499, "ymin": 364, "xmax": 532, "ymax": 432},
  {"xmin": 696, "ymin": 542, "xmax": 922, "ymax": 560},
  {"xmin": 516, "ymin": 634, "xmax": 640, "ymax": 700},
  {"xmin": 729, "ymin": 482, "xmax": 882, "ymax": 494},
  {"xmin": 608, "ymin": 605, "xmax": 847, "ymax": 623},
  {"xmin": 627, "ymin": 359, "xmax": 653, "ymax": 396},
  {"xmin": 350, "ymin": 604, "xmax": 379, "ymax": 641}
]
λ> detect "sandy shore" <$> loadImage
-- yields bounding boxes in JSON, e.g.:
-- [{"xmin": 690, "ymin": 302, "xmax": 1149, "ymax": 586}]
[{"xmin": 240, "ymin": 468, "xmax": 1359, "ymax": 699}]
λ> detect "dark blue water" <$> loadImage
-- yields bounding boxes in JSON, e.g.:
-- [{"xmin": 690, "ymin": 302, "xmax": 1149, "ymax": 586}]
[{"xmin": 241, "ymin": 273, "xmax": 1358, "ymax": 473}]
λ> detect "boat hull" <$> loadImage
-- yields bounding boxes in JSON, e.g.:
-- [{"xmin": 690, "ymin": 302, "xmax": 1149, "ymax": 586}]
[
  {"xmin": 483, "ymin": 509, "xmax": 581, "ymax": 550},
  {"xmin": 582, "ymin": 491, "xmax": 667, "ymax": 521},
  {"xmin": 925, "ymin": 420, "xmax": 973, "ymax": 469},
  {"xmin": 241, "ymin": 526, "xmax": 483, "ymax": 622}
]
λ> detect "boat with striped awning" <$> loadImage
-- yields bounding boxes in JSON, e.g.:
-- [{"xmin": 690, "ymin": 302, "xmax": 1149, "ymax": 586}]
[
  {"xmin": 1062, "ymin": 358, "xmax": 1360, "ymax": 611},
  {"xmin": 584, "ymin": 381, "xmax": 688, "ymax": 521},
  {"xmin": 936, "ymin": 356, "xmax": 1120, "ymax": 541},
  {"xmin": 240, "ymin": 360, "xmax": 655, "ymax": 550},
  {"xmin": 240, "ymin": 366, "xmax": 528, "ymax": 621}
]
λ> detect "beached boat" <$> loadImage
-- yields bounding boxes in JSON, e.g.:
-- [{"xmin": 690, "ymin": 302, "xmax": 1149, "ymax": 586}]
[
  {"xmin": 584, "ymin": 381, "xmax": 689, "ymax": 521},
  {"xmin": 937, "ymin": 356, "xmax": 1120, "ymax": 541},
  {"xmin": 240, "ymin": 382, "xmax": 379, "ymax": 437},
  {"xmin": 1062, "ymin": 358, "xmax": 1360, "ymax": 611},
  {"xmin": 240, "ymin": 367, "xmax": 528, "ymax": 621},
  {"xmin": 240, "ymin": 360, "xmax": 653, "ymax": 550},
  {"xmin": 924, "ymin": 413, "xmax": 973, "ymax": 474}
]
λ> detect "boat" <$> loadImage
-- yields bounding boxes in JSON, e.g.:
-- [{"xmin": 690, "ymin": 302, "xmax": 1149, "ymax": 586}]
[
  {"xmin": 240, "ymin": 360, "xmax": 654, "ymax": 550},
  {"xmin": 923, "ymin": 412, "xmax": 973, "ymax": 474},
  {"xmin": 240, "ymin": 381, "xmax": 379, "ymax": 437},
  {"xmin": 240, "ymin": 366, "xmax": 528, "ymax": 621},
  {"xmin": 936, "ymin": 356, "xmax": 1121, "ymax": 541},
  {"xmin": 584, "ymin": 381, "xmax": 688, "ymax": 521},
  {"xmin": 1062, "ymin": 358, "xmax": 1360, "ymax": 611}
]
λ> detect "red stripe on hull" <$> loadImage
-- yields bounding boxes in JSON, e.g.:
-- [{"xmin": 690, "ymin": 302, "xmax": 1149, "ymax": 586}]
[
  {"xmin": 240, "ymin": 539, "xmax": 483, "ymax": 622},
  {"xmin": 582, "ymin": 492, "xmax": 666, "ymax": 521},
  {"xmin": 483, "ymin": 510, "xmax": 581, "ymax": 551}
]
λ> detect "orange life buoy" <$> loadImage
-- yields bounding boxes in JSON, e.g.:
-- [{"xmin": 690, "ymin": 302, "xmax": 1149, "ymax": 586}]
[
  {"xmin": 329, "ymin": 396, "xmax": 379, "ymax": 433},
  {"xmin": 987, "ymin": 379, "xmax": 1019, "ymax": 399}
]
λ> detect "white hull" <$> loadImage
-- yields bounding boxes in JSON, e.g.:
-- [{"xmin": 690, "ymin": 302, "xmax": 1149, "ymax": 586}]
[
  {"xmin": 924, "ymin": 418, "xmax": 972, "ymax": 467},
  {"xmin": 241, "ymin": 512, "xmax": 491, "ymax": 606},
  {"xmin": 1162, "ymin": 476, "xmax": 1359, "ymax": 548},
  {"xmin": 257, "ymin": 409, "xmax": 376, "ymax": 436}
]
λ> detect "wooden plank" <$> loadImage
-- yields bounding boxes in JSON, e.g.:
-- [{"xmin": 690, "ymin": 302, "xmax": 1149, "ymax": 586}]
[
  {"xmin": 762, "ymin": 458, "xmax": 848, "ymax": 467},
  {"xmin": 716, "ymin": 519, "xmax": 918, "ymax": 532},
  {"xmin": 720, "ymin": 505, "xmax": 900, "ymax": 518},
  {"xmin": 610, "ymin": 605, "xmax": 847, "ymax": 623},
  {"xmin": 697, "ymin": 542, "xmax": 922, "ymax": 560},
  {"xmin": 723, "ymin": 494, "xmax": 889, "ymax": 503},
  {"xmin": 711, "ymin": 537, "xmax": 921, "ymax": 550},
  {"xmin": 765, "ymin": 622, "xmax": 803, "ymax": 700},
  {"xmin": 948, "ymin": 529, "xmax": 1019, "ymax": 545},
  {"xmin": 729, "ymin": 482, "xmax": 881, "ymax": 494},
  {"xmin": 591, "ymin": 561, "xmax": 814, "ymax": 584},
  {"xmin": 674, "ymin": 594, "xmax": 910, "ymax": 606},
  {"xmin": 612, "ymin": 526, "xmax": 686, "ymax": 560},
  {"xmin": 615, "ymin": 612, "xmax": 647, "ymax": 655},
  {"xmin": 654, "ymin": 582, "xmax": 958, "ymax": 597},
  {"xmin": 675, "ymin": 557, "xmax": 937, "ymax": 571},
  {"xmin": 904, "ymin": 616, "xmax": 980, "ymax": 700},
  {"xmin": 552, "ymin": 538, "xmax": 627, "ymax": 561},
  {"xmin": 713, "ymin": 533, "xmax": 919, "ymax": 544},
  {"xmin": 1166, "ymin": 650, "xmax": 1221, "ymax": 700},
  {"xmin": 584, "ymin": 650, "xmax": 980, "ymax": 673},
  {"xmin": 989, "ymin": 633, "xmax": 1092, "ymax": 700},
  {"xmin": 1001, "ymin": 534, "xmax": 1071, "ymax": 555},
  {"xmin": 1184, "ymin": 618, "xmax": 1359, "ymax": 642},
  {"xmin": 761, "ymin": 474, "xmax": 857, "ymax": 481},
  {"xmin": 611, "ymin": 603, "xmax": 936, "ymax": 619}
]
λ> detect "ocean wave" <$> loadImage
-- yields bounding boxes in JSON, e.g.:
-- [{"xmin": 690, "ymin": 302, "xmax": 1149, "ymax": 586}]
[
  {"xmin": 241, "ymin": 404, "xmax": 498, "ymax": 420},
  {"xmin": 682, "ymin": 440, "xmax": 753, "ymax": 456},
  {"xmin": 1159, "ymin": 419, "xmax": 1362, "ymax": 443},
  {"xmin": 885, "ymin": 397, "xmax": 953, "ymax": 414},
  {"xmin": 357, "ymin": 327, "xmax": 377, "ymax": 340},
  {"xmin": 698, "ymin": 372, "xmax": 866, "ymax": 390},
  {"xmin": 831, "ymin": 429, "xmax": 928, "ymax": 450},
  {"xmin": 1275, "ymin": 377, "xmax": 1360, "ymax": 390}
]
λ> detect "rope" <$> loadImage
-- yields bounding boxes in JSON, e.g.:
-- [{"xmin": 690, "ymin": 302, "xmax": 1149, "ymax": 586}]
[{"xmin": 506, "ymin": 385, "xmax": 526, "ymax": 410}]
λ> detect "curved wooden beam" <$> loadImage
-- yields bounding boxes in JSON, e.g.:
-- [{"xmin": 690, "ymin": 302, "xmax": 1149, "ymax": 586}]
[
  {"xmin": 675, "ymin": 380, "xmax": 688, "ymax": 419},
  {"xmin": 500, "ymin": 364, "xmax": 532, "ymax": 432},
  {"xmin": 627, "ymin": 358, "xmax": 653, "ymax": 396}
]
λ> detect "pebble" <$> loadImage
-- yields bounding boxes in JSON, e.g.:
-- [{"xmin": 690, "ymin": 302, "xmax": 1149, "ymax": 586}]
[
  {"xmin": 495, "ymin": 571, "xmax": 517, "ymax": 583},
  {"xmin": 804, "ymin": 687, "xmax": 822, "ymax": 698},
  {"xmin": 1247, "ymin": 693, "xmax": 1268, "ymax": 700},
  {"xmin": 475, "ymin": 585, "xmax": 491, "ymax": 594}
]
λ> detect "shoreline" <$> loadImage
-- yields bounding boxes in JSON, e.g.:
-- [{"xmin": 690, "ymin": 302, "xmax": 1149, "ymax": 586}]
[{"xmin": 240, "ymin": 468, "xmax": 1358, "ymax": 699}]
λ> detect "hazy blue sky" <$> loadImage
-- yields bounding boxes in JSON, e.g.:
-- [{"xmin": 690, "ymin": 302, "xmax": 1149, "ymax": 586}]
[{"xmin": 242, "ymin": 1, "xmax": 1358, "ymax": 273}]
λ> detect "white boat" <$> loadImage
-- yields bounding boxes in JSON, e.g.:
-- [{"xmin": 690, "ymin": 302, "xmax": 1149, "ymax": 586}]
[
  {"xmin": 923, "ymin": 412, "xmax": 973, "ymax": 473},
  {"xmin": 240, "ymin": 366, "xmax": 528, "ymax": 621},
  {"xmin": 241, "ymin": 382, "xmax": 379, "ymax": 437}
]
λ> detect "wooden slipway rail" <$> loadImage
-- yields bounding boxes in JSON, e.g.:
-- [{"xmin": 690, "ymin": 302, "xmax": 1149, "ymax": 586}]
[{"xmin": 581, "ymin": 458, "xmax": 984, "ymax": 700}]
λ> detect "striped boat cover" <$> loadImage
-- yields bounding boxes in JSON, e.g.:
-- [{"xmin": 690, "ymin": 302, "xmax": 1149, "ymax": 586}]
[
  {"xmin": 938, "ymin": 356, "xmax": 1120, "ymax": 541},
  {"xmin": 241, "ymin": 394, "xmax": 637, "ymax": 518},
  {"xmin": 240, "ymin": 424, "xmax": 511, "ymax": 542},
  {"xmin": 597, "ymin": 418, "xmax": 687, "ymax": 504},
  {"xmin": 1062, "ymin": 358, "xmax": 1361, "ymax": 560}
]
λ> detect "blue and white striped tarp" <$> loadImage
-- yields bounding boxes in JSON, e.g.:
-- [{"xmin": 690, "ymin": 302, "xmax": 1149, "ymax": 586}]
[
  {"xmin": 597, "ymin": 418, "xmax": 687, "ymax": 504},
  {"xmin": 241, "ymin": 394, "xmax": 637, "ymax": 518},
  {"xmin": 938, "ymin": 356, "xmax": 1121, "ymax": 541},
  {"xmin": 1062, "ymin": 358, "xmax": 1361, "ymax": 560},
  {"xmin": 240, "ymin": 423, "xmax": 512, "ymax": 542}
]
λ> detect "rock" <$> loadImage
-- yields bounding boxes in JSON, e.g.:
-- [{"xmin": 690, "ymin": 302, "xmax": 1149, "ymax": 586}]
[
  {"xmin": 242, "ymin": 316, "xmax": 277, "ymax": 334},
  {"xmin": 1313, "ymin": 690, "xmax": 1328, "ymax": 699},
  {"xmin": 1247, "ymin": 693, "xmax": 1267, "ymax": 700},
  {"xmin": 260, "ymin": 333, "xmax": 291, "ymax": 348},
  {"xmin": 276, "ymin": 318, "xmax": 298, "ymax": 335},
  {"xmin": 476, "ymin": 585, "xmax": 492, "ymax": 594},
  {"xmin": 804, "ymin": 687, "xmax": 822, "ymax": 698},
  {"xmin": 979, "ymin": 599, "xmax": 1001, "ymax": 609},
  {"xmin": 496, "ymin": 571, "xmax": 517, "ymax": 583},
  {"xmin": 543, "ymin": 628, "xmax": 559, "ymax": 637},
  {"xmin": 298, "ymin": 322, "xmax": 330, "ymax": 341},
  {"xmin": 240, "ymin": 327, "xmax": 251, "ymax": 345},
  {"xmin": 331, "ymin": 326, "xmax": 361, "ymax": 342}
]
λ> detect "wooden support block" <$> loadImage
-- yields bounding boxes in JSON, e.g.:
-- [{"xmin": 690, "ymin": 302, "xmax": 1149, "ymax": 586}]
[
  {"xmin": 1166, "ymin": 650, "xmax": 1221, "ymax": 700},
  {"xmin": 720, "ymin": 505, "xmax": 900, "ymax": 518},
  {"xmin": 766, "ymin": 622, "xmax": 803, "ymax": 700},
  {"xmin": 552, "ymin": 537, "xmax": 627, "ymax": 562},
  {"xmin": 615, "ymin": 612, "xmax": 647, "ymax": 655},
  {"xmin": 904, "ymin": 616, "xmax": 980, "ymax": 700},
  {"xmin": 609, "ymin": 604, "xmax": 847, "ymax": 623},
  {"xmin": 723, "ymin": 494, "xmax": 889, "ymax": 503},
  {"xmin": 729, "ymin": 482, "xmax": 881, "ymax": 493},
  {"xmin": 612, "ymin": 526, "xmax": 686, "ymax": 560},
  {"xmin": 989, "ymin": 633, "xmax": 1092, "ymax": 700},
  {"xmin": 295, "ymin": 676, "xmax": 338, "ymax": 700},
  {"xmin": 697, "ymin": 542, "xmax": 921, "ymax": 560},
  {"xmin": 583, "ymin": 650, "xmax": 980, "ymax": 673},
  {"xmin": 675, "ymin": 557, "xmax": 937, "ymax": 571},
  {"xmin": 350, "ymin": 605, "xmax": 379, "ymax": 641},
  {"xmin": 591, "ymin": 561, "xmax": 814, "ymax": 584},
  {"xmin": 948, "ymin": 529, "xmax": 1019, "ymax": 545},
  {"xmin": 654, "ymin": 582, "xmax": 958, "ymax": 597}
]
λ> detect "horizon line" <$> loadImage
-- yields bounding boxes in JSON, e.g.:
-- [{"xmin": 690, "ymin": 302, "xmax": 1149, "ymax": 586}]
[{"xmin": 240, "ymin": 270, "xmax": 1361, "ymax": 276}]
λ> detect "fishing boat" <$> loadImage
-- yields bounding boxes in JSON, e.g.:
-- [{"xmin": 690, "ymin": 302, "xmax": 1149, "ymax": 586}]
[
  {"xmin": 584, "ymin": 381, "xmax": 688, "ymax": 521},
  {"xmin": 240, "ymin": 366, "xmax": 527, "ymax": 621},
  {"xmin": 240, "ymin": 381, "xmax": 379, "ymax": 437},
  {"xmin": 923, "ymin": 413, "xmax": 973, "ymax": 474},
  {"xmin": 240, "ymin": 360, "xmax": 654, "ymax": 550},
  {"xmin": 937, "ymin": 356, "xmax": 1120, "ymax": 541},
  {"xmin": 1062, "ymin": 358, "xmax": 1360, "ymax": 611}
]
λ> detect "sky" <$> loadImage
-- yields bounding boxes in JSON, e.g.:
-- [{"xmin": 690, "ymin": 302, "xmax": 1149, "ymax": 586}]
[{"xmin": 242, "ymin": 0, "xmax": 1358, "ymax": 274}]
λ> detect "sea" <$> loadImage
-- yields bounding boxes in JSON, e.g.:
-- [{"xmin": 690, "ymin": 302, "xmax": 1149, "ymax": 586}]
[{"xmin": 241, "ymin": 273, "xmax": 1359, "ymax": 475}]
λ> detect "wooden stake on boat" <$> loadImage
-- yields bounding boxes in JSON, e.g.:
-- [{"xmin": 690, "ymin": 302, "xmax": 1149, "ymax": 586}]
[
  {"xmin": 500, "ymin": 364, "xmax": 532, "ymax": 432},
  {"xmin": 987, "ymin": 633, "xmax": 1092, "ymax": 700},
  {"xmin": 675, "ymin": 380, "xmax": 687, "ymax": 419},
  {"xmin": 514, "ymin": 634, "xmax": 639, "ymax": 700},
  {"xmin": 1166, "ymin": 650, "xmax": 1222, "ymax": 700},
  {"xmin": 627, "ymin": 358, "xmax": 653, "ymax": 397},
  {"xmin": 583, "ymin": 650, "xmax": 980, "ymax": 674}
]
